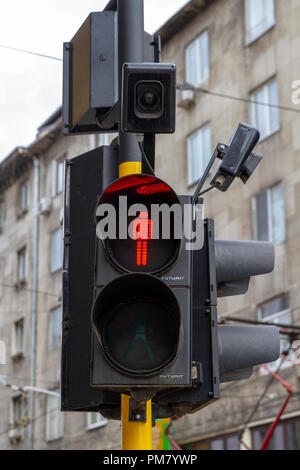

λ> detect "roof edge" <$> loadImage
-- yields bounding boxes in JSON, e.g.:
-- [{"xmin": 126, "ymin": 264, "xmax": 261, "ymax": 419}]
[{"xmin": 156, "ymin": 0, "xmax": 213, "ymax": 43}]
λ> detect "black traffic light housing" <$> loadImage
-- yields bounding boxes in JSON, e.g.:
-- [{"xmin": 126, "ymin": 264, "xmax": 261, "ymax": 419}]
[
  {"xmin": 61, "ymin": 145, "xmax": 121, "ymax": 415},
  {"xmin": 61, "ymin": 0, "xmax": 280, "ymax": 422},
  {"xmin": 91, "ymin": 176, "xmax": 193, "ymax": 395},
  {"xmin": 155, "ymin": 223, "xmax": 280, "ymax": 416},
  {"xmin": 61, "ymin": 135, "xmax": 280, "ymax": 418},
  {"xmin": 121, "ymin": 63, "xmax": 176, "ymax": 134}
]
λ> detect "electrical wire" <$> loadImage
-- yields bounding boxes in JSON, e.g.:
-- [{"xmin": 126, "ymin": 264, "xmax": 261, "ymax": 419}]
[
  {"xmin": 0, "ymin": 282, "xmax": 58, "ymax": 298},
  {"xmin": 0, "ymin": 44, "xmax": 62, "ymax": 62},
  {"xmin": 138, "ymin": 141, "xmax": 155, "ymax": 175},
  {"xmin": 220, "ymin": 315, "xmax": 300, "ymax": 333},
  {"xmin": 177, "ymin": 83, "xmax": 300, "ymax": 115},
  {"xmin": 197, "ymin": 87, "xmax": 300, "ymax": 114},
  {"xmin": 238, "ymin": 352, "xmax": 288, "ymax": 442},
  {"xmin": 198, "ymin": 183, "xmax": 218, "ymax": 197},
  {"xmin": 0, "ymin": 43, "xmax": 298, "ymax": 116}
]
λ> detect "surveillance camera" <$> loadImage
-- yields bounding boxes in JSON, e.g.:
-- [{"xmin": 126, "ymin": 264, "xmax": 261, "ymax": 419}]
[
  {"xmin": 211, "ymin": 122, "xmax": 261, "ymax": 192},
  {"xmin": 121, "ymin": 63, "xmax": 176, "ymax": 134}
]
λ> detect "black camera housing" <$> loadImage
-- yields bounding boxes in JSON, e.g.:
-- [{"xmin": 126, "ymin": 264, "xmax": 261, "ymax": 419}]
[
  {"xmin": 210, "ymin": 122, "xmax": 260, "ymax": 192},
  {"xmin": 121, "ymin": 63, "xmax": 176, "ymax": 134}
]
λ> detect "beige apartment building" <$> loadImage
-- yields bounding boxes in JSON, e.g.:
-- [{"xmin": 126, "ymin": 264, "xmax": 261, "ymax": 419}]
[
  {"xmin": 155, "ymin": 0, "xmax": 300, "ymax": 450},
  {"xmin": 0, "ymin": 112, "xmax": 121, "ymax": 450},
  {"xmin": 0, "ymin": 0, "xmax": 300, "ymax": 451}
]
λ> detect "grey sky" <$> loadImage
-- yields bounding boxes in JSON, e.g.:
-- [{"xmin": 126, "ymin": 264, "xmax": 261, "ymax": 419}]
[{"xmin": 0, "ymin": 0, "xmax": 187, "ymax": 160}]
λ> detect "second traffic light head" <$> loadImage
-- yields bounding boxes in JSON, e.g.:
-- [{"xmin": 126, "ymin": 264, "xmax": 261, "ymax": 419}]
[
  {"xmin": 121, "ymin": 63, "xmax": 176, "ymax": 134},
  {"xmin": 215, "ymin": 240, "xmax": 275, "ymax": 297},
  {"xmin": 218, "ymin": 325, "xmax": 280, "ymax": 382}
]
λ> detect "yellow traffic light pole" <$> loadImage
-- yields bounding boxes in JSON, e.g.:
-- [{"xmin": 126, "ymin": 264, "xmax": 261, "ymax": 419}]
[
  {"xmin": 119, "ymin": 164, "xmax": 153, "ymax": 451},
  {"xmin": 117, "ymin": 0, "xmax": 153, "ymax": 450},
  {"xmin": 121, "ymin": 395, "xmax": 153, "ymax": 450}
]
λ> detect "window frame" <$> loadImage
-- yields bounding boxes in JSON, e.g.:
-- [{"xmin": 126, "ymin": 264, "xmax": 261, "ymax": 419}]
[
  {"xmin": 11, "ymin": 395, "xmax": 23, "ymax": 437},
  {"xmin": 245, "ymin": 0, "xmax": 276, "ymax": 45},
  {"xmin": 184, "ymin": 432, "xmax": 241, "ymax": 450},
  {"xmin": 49, "ymin": 306, "xmax": 62, "ymax": 351},
  {"xmin": 187, "ymin": 123, "xmax": 211, "ymax": 187},
  {"xmin": 12, "ymin": 318, "xmax": 25, "ymax": 358},
  {"xmin": 250, "ymin": 78, "xmax": 280, "ymax": 142},
  {"xmin": 87, "ymin": 412, "xmax": 108, "ymax": 431},
  {"xmin": 185, "ymin": 30, "xmax": 210, "ymax": 87},
  {"xmin": 0, "ymin": 200, "xmax": 5, "ymax": 231},
  {"xmin": 18, "ymin": 179, "xmax": 29, "ymax": 215},
  {"xmin": 97, "ymin": 133, "xmax": 110, "ymax": 147},
  {"xmin": 46, "ymin": 393, "xmax": 64, "ymax": 442},
  {"xmin": 52, "ymin": 155, "xmax": 65, "ymax": 197},
  {"xmin": 252, "ymin": 184, "xmax": 286, "ymax": 244},
  {"xmin": 50, "ymin": 227, "xmax": 63, "ymax": 274},
  {"xmin": 258, "ymin": 295, "xmax": 293, "ymax": 372},
  {"xmin": 17, "ymin": 247, "xmax": 27, "ymax": 283},
  {"xmin": 251, "ymin": 416, "xmax": 300, "ymax": 450}
]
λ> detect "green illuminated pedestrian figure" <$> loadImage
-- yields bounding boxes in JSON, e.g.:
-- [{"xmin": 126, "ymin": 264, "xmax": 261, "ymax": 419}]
[{"xmin": 123, "ymin": 314, "xmax": 153, "ymax": 361}]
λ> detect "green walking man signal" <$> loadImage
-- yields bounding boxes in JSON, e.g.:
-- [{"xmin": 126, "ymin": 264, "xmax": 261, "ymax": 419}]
[{"xmin": 123, "ymin": 314, "xmax": 153, "ymax": 361}]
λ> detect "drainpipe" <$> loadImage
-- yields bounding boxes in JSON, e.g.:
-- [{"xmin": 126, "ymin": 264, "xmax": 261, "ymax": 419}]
[{"xmin": 28, "ymin": 155, "xmax": 40, "ymax": 450}]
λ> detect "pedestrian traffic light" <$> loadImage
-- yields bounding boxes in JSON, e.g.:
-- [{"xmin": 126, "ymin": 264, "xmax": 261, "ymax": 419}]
[
  {"xmin": 95, "ymin": 174, "xmax": 181, "ymax": 274},
  {"xmin": 61, "ymin": 145, "xmax": 280, "ymax": 418},
  {"xmin": 61, "ymin": 0, "xmax": 281, "ymax": 435},
  {"xmin": 91, "ymin": 174, "xmax": 194, "ymax": 396}
]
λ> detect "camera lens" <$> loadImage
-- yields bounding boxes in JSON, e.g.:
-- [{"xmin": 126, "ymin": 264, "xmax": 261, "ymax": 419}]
[{"xmin": 135, "ymin": 81, "xmax": 164, "ymax": 119}]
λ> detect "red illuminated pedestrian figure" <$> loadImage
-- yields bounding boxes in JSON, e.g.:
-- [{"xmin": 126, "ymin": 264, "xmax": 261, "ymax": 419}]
[{"xmin": 132, "ymin": 212, "xmax": 153, "ymax": 266}]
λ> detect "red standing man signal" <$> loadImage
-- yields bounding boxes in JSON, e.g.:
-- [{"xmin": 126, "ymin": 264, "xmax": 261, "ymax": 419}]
[{"xmin": 132, "ymin": 212, "xmax": 153, "ymax": 267}]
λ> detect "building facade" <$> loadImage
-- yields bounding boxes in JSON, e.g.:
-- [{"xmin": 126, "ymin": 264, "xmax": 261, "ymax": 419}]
[
  {"xmin": 155, "ymin": 0, "xmax": 300, "ymax": 450},
  {"xmin": 0, "ymin": 113, "xmax": 121, "ymax": 450},
  {"xmin": 0, "ymin": 0, "xmax": 300, "ymax": 451}
]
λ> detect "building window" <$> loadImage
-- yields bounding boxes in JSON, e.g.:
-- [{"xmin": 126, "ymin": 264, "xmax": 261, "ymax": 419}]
[
  {"xmin": 185, "ymin": 31, "xmax": 210, "ymax": 87},
  {"xmin": 17, "ymin": 248, "xmax": 27, "ymax": 283},
  {"xmin": 97, "ymin": 134, "xmax": 110, "ymax": 147},
  {"xmin": 0, "ymin": 201, "xmax": 4, "ymax": 231},
  {"xmin": 250, "ymin": 79, "xmax": 280, "ymax": 141},
  {"xmin": 187, "ymin": 124, "xmax": 211, "ymax": 186},
  {"xmin": 252, "ymin": 184, "xmax": 286, "ymax": 244},
  {"xmin": 184, "ymin": 433, "xmax": 240, "ymax": 450},
  {"xmin": 258, "ymin": 295, "xmax": 292, "ymax": 372},
  {"xmin": 286, "ymin": 419, "xmax": 300, "ymax": 450},
  {"xmin": 52, "ymin": 158, "xmax": 64, "ymax": 196},
  {"xmin": 87, "ymin": 412, "xmax": 108, "ymax": 430},
  {"xmin": 51, "ymin": 228, "xmax": 63, "ymax": 273},
  {"xmin": 245, "ymin": 0, "xmax": 275, "ymax": 44},
  {"xmin": 89, "ymin": 134, "xmax": 110, "ymax": 150},
  {"xmin": 12, "ymin": 319, "xmax": 24, "ymax": 358},
  {"xmin": 49, "ymin": 307, "xmax": 61, "ymax": 351},
  {"xmin": 11, "ymin": 396, "xmax": 23, "ymax": 436},
  {"xmin": 46, "ymin": 393, "xmax": 63, "ymax": 442},
  {"xmin": 252, "ymin": 417, "xmax": 300, "ymax": 450},
  {"xmin": 19, "ymin": 180, "xmax": 29, "ymax": 214}
]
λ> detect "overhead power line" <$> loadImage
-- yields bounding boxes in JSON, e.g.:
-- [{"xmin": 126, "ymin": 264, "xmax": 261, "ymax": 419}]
[
  {"xmin": 0, "ymin": 44, "xmax": 62, "ymax": 62},
  {"xmin": 0, "ymin": 282, "xmax": 58, "ymax": 298},
  {"xmin": 177, "ymin": 82, "xmax": 300, "ymax": 115},
  {"xmin": 1, "ymin": 45, "xmax": 299, "ymax": 116}
]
